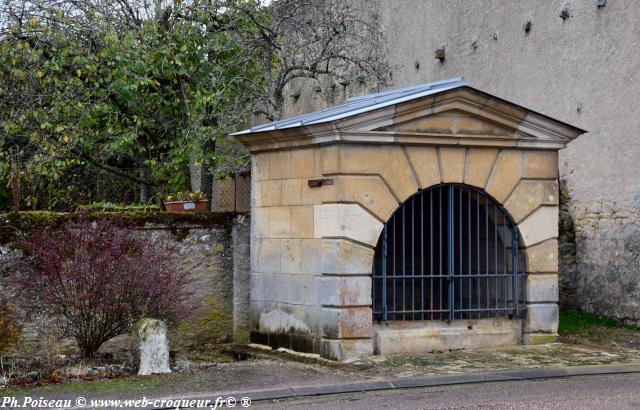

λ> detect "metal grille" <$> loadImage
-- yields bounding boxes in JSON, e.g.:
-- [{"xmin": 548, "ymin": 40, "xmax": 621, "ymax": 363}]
[
  {"xmin": 372, "ymin": 184, "xmax": 526, "ymax": 322},
  {"xmin": 211, "ymin": 173, "xmax": 251, "ymax": 212}
]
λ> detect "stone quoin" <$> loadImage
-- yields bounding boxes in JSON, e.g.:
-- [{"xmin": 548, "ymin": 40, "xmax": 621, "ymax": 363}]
[{"xmin": 234, "ymin": 78, "xmax": 586, "ymax": 361}]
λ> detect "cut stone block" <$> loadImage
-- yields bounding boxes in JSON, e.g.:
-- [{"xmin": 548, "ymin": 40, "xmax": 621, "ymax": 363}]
[
  {"xmin": 291, "ymin": 148, "xmax": 316, "ymax": 178},
  {"xmin": 319, "ymin": 145, "xmax": 339, "ymax": 174},
  {"xmin": 504, "ymin": 180, "xmax": 558, "ymax": 223},
  {"xmin": 439, "ymin": 147, "xmax": 466, "ymax": 183},
  {"xmin": 269, "ymin": 206, "xmax": 291, "ymax": 238},
  {"xmin": 526, "ymin": 274, "xmax": 559, "ymax": 303},
  {"xmin": 525, "ymin": 240, "xmax": 558, "ymax": 273},
  {"xmin": 314, "ymin": 204, "xmax": 383, "ymax": 246},
  {"xmin": 253, "ymin": 238, "xmax": 281, "ymax": 274},
  {"xmin": 290, "ymin": 275, "xmax": 316, "ymax": 305},
  {"xmin": 379, "ymin": 146, "xmax": 419, "ymax": 202},
  {"xmin": 525, "ymin": 303, "xmax": 559, "ymax": 333},
  {"xmin": 250, "ymin": 273, "xmax": 290, "ymax": 302},
  {"xmin": 320, "ymin": 239, "xmax": 375, "ymax": 275},
  {"xmin": 523, "ymin": 150, "xmax": 558, "ymax": 179},
  {"xmin": 259, "ymin": 180, "xmax": 282, "ymax": 207},
  {"xmin": 518, "ymin": 206, "xmax": 559, "ymax": 247},
  {"xmin": 338, "ymin": 145, "xmax": 380, "ymax": 174},
  {"xmin": 374, "ymin": 318, "xmax": 521, "ymax": 355},
  {"xmin": 291, "ymin": 205, "xmax": 314, "ymax": 238},
  {"xmin": 258, "ymin": 304, "xmax": 312, "ymax": 335},
  {"xmin": 252, "ymin": 207, "xmax": 269, "ymax": 239},
  {"xmin": 269, "ymin": 150, "xmax": 291, "ymax": 179},
  {"xmin": 317, "ymin": 276, "xmax": 371, "ymax": 307},
  {"xmin": 281, "ymin": 239, "xmax": 301, "ymax": 274},
  {"xmin": 335, "ymin": 176, "xmax": 398, "ymax": 222},
  {"xmin": 486, "ymin": 150, "xmax": 521, "ymax": 203},
  {"xmin": 464, "ymin": 148, "xmax": 498, "ymax": 188},
  {"xmin": 281, "ymin": 179, "xmax": 302, "ymax": 205},
  {"xmin": 405, "ymin": 146, "xmax": 441, "ymax": 189},
  {"xmin": 301, "ymin": 239, "xmax": 322, "ymax": 274},
  {"xmin": 252, "ymin": 153, "xmax": 270, "ymax": 181},
  {"xmin": 320, "ymin": 338, "xmax": 373, "ymax": 361},
  {"xmin": 321, "ymin": 307, "xmax": 372, "ymax": 338}
]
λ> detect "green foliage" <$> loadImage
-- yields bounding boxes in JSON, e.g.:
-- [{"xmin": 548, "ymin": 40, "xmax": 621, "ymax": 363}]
[
  {"xmin": 559, "ymin": 308, "xmax": 639, "ymax": 335},
  {"xmin": 78, "ymin": 202, "xmax": 162, "ymax": 212},
  {"xmin": 0, "ymin": 1, "xmax": 263, "ymax": 210},
  {"xmin": 164, "ymin": 191, "xmax": 207, "ymax": 201},
  {"xmin": 0, "ymin": 0, "xmax": 389, "ymax": 210}
]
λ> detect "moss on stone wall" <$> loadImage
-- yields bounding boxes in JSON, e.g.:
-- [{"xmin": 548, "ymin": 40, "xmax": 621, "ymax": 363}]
[
  {"xmin": 558, "ymin": 180, "xmax": 578, "ymax": 308},
  {"xmin": 0, "ymin": 211, "xmax": 246, "ymax": 244}
]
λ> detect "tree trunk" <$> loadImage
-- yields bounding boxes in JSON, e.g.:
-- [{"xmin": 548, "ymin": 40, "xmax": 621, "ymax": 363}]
[
  {"xmin": 189, "ymin": 138, "xmax": 215, "ymax": 208},
  {"xmin": 139, "ymin": 166, "xmax": 152, "ymax": 203}
]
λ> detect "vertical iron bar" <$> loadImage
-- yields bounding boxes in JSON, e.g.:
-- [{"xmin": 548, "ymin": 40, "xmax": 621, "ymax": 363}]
[
  {"xmin": 522, "ymin": 251, "xmax": 526, "ymax": 312},
  {"xmin": 458, "ymin": 187, "xmax": 462, "ymax": 319},
  {"xmin": 411, "ymin": 196, "xmax": 415, "ymax": 320},
  {"xmin": 372, "ymin": 241, "xmax": 376, "ymax": 318},
  {"xmin": 476, "ymin": 190, "xmax": 480, "ymax": 319},
  {"xmin": 382, "ymin": 224, "xmax": 387, "ymax": 322},
  {"xmin": 439, "ymin": 187, "xmax": 443, "ymax": 321},
  {"xmin": 402, "ymin": 203, "xmax": 406, "ymax": 320},
  {"xmin": 430, "ymin": 189, "xmax": 434, "ymax": 320},
  {"xmin": 448, "ymin": 185, "xmax": 454, "ymax": 322},
  {"xmin": 468, "ymin": 189, "xmax": 471, "ymax": 319},
  {"xmin": 421, "ymin": 191, "xmax": 425, "ymax": 320},
  {"xmin": 512, "ymin": 226, "xmax": 519, "ymax": 316},
  {"xmin": 503, "ymin": 213, "xmax": 508, "ymax": 315},
  {"xmin": 485, "ymin": 196, "xmax": 489, "ymax": 317},
  {"xmin": 494, "ymin": 203, "xmax": 498, "ymax": 312},
  {"xmin": 392, "ymin": 214, "xmax": 396, "ymax": 320}
]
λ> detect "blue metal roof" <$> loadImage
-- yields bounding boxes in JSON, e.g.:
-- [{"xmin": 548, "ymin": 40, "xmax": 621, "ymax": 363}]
[{"xmin": 232, "ymin": 77, "xmax": 468, "ymax": 135}]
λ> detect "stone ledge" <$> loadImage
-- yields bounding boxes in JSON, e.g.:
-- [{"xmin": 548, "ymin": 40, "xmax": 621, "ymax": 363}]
[
  {"xmin": 250, "ymin": 331, "xmax": 320, "ymax": 354},
  {"xmin": 0, "ymin": 211, "xmax": 242, "ymax": 244},
  {"xmin": 320, "ymin": 338, "xmax": 373, "ymax": 361},
  {"xmin": 523, "ymin": 333, "xmax": 559, "ymax": 345},
  {"xmin": 373, "ymin": 318, "xmax": 522, "ymax": 355}
]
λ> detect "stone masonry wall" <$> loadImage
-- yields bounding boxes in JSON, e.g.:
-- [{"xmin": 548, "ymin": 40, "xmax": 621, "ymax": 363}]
[
  {"xmin": 250, "ymin": 142, "xmax": 562, "ymax": 359},
  {"xmin": 284, "ymin": 0, "xmax": 640, "ymax": 322},
  {"xmin": 0, "ymin": 212, "xmax": 250, "ymax": 359}
]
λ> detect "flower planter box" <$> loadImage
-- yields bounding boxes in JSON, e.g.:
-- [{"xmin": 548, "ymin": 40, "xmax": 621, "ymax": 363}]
[{"xmin": 163, "ymin": 200, "xmax": 210, "ymax": 213}]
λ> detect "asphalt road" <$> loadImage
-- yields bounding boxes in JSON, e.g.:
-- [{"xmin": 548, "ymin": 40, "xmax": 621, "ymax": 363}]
[{"xmin": 256, "ymin": 372, "xmax": 640, "ymax": 410}]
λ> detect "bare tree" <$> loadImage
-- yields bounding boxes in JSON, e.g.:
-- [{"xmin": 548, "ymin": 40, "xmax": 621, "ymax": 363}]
[{"xmin": 237, "ymin": 0, "xmax": 390, "ymax": 121}]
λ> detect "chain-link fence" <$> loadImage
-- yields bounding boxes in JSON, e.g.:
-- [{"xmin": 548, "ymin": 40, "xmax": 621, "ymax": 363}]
[{"xmin": 211, "ymin": 173, "xmax": 250, "ymax": 212}]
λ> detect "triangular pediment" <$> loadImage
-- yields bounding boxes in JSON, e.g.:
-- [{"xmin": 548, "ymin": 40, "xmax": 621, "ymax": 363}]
[
  {"xmin": 234, "ymin": 80, "xmax": 586, "ymax": 152},
  {"xmin": 374, "ymin": 109, "xmax": 516, "ymax": 137},
  {"xmin": 332, "ymin": 87, "xmax": 584, "ymax": 148}
]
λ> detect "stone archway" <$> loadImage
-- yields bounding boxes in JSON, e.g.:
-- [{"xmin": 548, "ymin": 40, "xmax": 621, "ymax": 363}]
[{"xmin": 372, "ymin": 183, "xmax": 524, "ymax": 323}]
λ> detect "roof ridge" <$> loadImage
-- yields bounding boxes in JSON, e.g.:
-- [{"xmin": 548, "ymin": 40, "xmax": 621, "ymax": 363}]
[{"xmin": 232, "ymin": 77, "xmax": 469, "ymax": 135}]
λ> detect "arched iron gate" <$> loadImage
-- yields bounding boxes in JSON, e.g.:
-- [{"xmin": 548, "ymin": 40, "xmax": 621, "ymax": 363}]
[{"xmin": 372, "ymin": 184, "xmax": 526, "ymax": 322}]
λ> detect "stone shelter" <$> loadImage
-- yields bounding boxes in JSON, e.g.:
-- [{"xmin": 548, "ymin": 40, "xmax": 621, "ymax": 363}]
[{"xmin": 233, "ymin": 78, "xmax": 586, "ymax": 361}]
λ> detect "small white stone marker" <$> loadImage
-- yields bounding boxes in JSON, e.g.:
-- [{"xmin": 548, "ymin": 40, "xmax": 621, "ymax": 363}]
[{"xmin": 133, "ymin": 318, "xmax": 171, "ymax": 375}]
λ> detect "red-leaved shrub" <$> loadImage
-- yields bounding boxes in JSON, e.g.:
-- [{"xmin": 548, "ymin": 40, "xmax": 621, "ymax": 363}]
[{"xmin": 14, "ymin": 214, "xmax": 191, "ymax": 357}]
